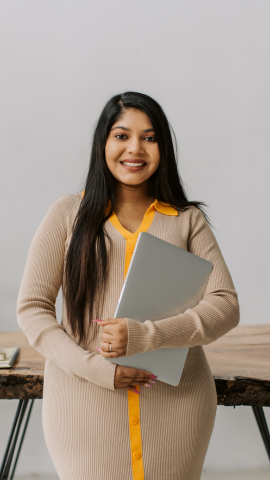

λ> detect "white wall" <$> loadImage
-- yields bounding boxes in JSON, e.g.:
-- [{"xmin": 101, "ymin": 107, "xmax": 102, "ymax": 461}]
[{"xmin": 1, "ymin": 0, "xmax": 270, "ymax": 474}]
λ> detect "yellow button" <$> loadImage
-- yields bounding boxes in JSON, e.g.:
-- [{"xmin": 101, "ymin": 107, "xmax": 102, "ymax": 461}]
[
  {"xmin": 127, "ymin": 245, "xmax": 134, "ymax": 253},
  {"xmin": 133, "ymin": 451, "xmax": 141, "ymax": 460},
  {"xmin": 130, "ymin": 416, "xmax": 139, "ymax": 425}
]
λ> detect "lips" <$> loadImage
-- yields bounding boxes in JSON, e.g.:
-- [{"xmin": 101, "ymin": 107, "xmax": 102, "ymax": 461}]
[{"xmin": 120, "ymin": 161, "xmax": 147, "ymax": 171}]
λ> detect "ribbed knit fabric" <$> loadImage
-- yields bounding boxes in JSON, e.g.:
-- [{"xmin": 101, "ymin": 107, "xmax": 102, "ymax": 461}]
[{"xmin": 17, "ymin": 193, "xmax": 240, "ymax": 480}]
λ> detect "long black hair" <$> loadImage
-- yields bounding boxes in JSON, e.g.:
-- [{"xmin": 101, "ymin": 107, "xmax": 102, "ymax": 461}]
[{"xmin": 64, "ymin": 91, "xmax": 209, "ymax": 345}]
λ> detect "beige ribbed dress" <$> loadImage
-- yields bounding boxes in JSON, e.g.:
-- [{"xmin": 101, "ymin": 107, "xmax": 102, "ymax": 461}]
[{"xmin": 17, "ymin": 193, "xmax": 240, "ymax": 480}]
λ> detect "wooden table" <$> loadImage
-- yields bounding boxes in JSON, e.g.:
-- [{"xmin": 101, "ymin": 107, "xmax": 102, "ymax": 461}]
[{"xmin": 1, "ymin": 324, "xmax": 270, "ymax": 479}]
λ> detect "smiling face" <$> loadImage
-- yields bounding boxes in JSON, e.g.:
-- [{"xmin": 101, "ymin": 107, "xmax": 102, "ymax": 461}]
[{"xmin": 105, "ymin": 108, "xmax": 160, "ymax": 188}]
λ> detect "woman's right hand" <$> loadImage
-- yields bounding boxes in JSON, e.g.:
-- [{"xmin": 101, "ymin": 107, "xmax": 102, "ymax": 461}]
[{"xmin": 114, "ymin": 365, "xmax": 157, "ymax": 393}]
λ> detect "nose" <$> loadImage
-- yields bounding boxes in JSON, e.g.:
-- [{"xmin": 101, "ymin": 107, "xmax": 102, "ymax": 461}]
[{"xmin": 126, "ymin": 137, "xmax": 144, "ymax": 155}]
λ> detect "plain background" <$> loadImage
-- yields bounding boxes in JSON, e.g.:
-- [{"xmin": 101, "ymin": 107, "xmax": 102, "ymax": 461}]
[{"xmin": 1, "ymin": 0, "xmax": 270, "ymax": 475}]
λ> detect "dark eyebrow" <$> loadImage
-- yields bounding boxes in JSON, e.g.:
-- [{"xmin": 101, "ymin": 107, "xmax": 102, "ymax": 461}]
[{"xmin": 110, "ymin": 126, "xmax": 155, "ymax": 133}]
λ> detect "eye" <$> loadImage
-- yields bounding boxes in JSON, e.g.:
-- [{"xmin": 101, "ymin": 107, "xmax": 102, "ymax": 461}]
[
  {"xmin": 144, "ymin": 136, "xmax": 156, "ymax": 142},
  {"xmin": 115, "ymin": 134, "xmax": 128, "ymax": 140}
]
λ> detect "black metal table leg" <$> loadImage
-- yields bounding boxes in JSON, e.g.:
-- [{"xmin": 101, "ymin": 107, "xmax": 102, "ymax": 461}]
[
  {"xmin": 0, "ymin": 399, "xmax": 35, "ymax": 480},
  {"xmin": 252, "ymin": 406, "xmax": 270, "ymax": 461}
]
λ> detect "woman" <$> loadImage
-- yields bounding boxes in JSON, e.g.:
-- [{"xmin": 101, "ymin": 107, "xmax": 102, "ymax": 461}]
[{"xmin": 17, "ymin": 91, "xmax": 240, "ymax": 480}]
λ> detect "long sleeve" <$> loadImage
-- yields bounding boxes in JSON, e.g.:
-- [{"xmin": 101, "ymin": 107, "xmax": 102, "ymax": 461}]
[
  {"xmin": 125, "ymin": 207, "xmax": 240, "ymax": 357},
  {"xmin": 17, "ymin": 201, "xmax": 116, "ymax": 390}
]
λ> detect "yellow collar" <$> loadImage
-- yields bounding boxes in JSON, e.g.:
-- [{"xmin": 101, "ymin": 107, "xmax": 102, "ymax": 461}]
[
  {"xmin": 81, "ymin": 191, "xmax": 178, "ymax": 217},
  {"xmin": 152, "ymin": 199, "xmax": 178, "ymax": 216}
]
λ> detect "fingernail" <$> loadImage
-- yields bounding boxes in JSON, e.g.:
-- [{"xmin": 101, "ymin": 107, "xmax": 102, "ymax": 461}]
[
  {"xmin": 149, "ymin": 380, "xmax": 157, "ymax": 384},
  {"xmin": 150, "ymin": 375, "xmax": 158, "ymax": 378},
  {"xmin": 93, "ymin": 319, "xmax": 102, "ymax": 322},
  {"xmin": 95, "ymin": 347, "xmax": 101, "ymax": 352},
  {"xmin": 144, "ymin": 383, "xmax": 152, "ymax": 387},
  {"xmin": 132, "ymin": 389, "xmax": 140, "ymax": 394}
]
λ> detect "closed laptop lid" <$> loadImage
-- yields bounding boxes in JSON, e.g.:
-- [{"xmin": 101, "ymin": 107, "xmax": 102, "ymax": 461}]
[{"xmin": 107, "ymin": 232, "xmax": 212, "ymax": 386}]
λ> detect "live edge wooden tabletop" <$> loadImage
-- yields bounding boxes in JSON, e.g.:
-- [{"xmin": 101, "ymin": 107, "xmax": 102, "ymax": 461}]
[{"xmin": 1, "ymin": 324, "xmax": 270, "ymax": 406}]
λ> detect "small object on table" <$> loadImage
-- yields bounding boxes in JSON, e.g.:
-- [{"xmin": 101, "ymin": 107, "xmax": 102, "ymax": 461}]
[{"xmin": 0, "ymin": 347, "xmax": 20, "ymax": 368}]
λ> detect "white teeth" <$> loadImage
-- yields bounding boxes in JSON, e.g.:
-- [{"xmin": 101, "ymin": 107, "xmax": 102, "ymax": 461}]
[{"xmin": 122, "ymin": 162, "xmax": 145, "ymax": 167}]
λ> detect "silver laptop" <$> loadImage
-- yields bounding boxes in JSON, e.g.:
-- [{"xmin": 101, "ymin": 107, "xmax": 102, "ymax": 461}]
[{"xmin": 106, "ymin": 232, "xmax": 212, "ymax": 386}]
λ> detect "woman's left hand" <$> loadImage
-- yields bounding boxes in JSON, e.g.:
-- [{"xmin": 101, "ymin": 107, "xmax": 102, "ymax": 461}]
[{"xmin": 93, "ymin": 318, "xmax": 128, "ymax": 358}]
